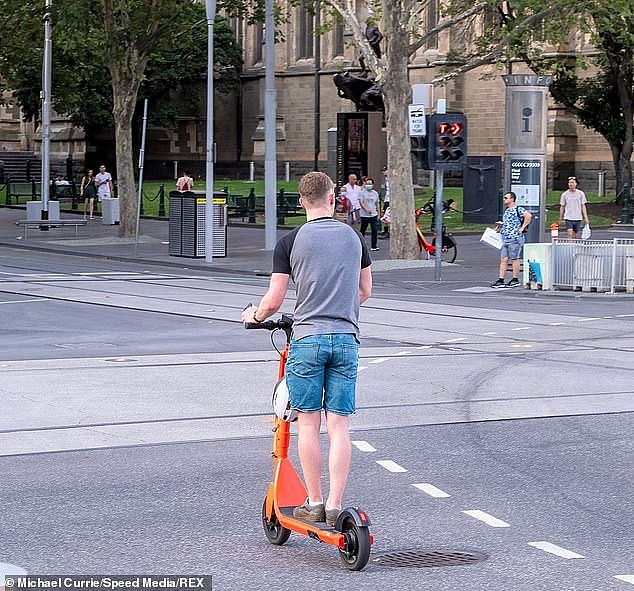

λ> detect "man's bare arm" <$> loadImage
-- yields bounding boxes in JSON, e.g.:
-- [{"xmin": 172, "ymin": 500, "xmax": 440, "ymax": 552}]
[
  {"xmin": 241, "ymin": 273, "xmax": 289, "ymax": 323},
  {"xmin": 359, "ymin": 266, "xmax": 372, "ymax": 304}
]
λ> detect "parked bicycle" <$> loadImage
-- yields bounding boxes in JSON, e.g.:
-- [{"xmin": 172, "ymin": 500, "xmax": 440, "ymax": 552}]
[{"xmin": 415, "ymin": 207, "xmax": 458, "ymax": 263}]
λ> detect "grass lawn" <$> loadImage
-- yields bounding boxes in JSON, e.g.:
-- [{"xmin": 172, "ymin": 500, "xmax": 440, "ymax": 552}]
[{"xmin": 1, "ymin": 180, "xmax": 619, "ymax": 231}]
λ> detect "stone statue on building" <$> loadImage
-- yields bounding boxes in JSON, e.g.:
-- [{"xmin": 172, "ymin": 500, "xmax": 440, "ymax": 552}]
[
  {"xmin": 332, "ymin": 20, "xmax": 384, "ymax": 113},
  {"xmin": 358, "ymin": 23, "xmax": 383, "ymax": 74},
  {"xmin": 333, "ymin": 72, "xmax": 384, "ymax": 112}
]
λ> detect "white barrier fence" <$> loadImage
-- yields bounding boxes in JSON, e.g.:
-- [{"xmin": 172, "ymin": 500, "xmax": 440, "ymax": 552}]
[{"xmin": 551, "ymin": 238, "xmax": 634, "ymax": 293}]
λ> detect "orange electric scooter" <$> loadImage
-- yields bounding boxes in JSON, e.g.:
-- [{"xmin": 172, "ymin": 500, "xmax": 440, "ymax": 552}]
[{"xmin": 245, "ymin": 313, "xmax": 374, "ymax": 571}]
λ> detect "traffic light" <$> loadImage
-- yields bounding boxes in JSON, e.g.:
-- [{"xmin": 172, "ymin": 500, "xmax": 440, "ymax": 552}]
[{"xmin": 427, "ymin": 114, "xmax": 467, "ymax": 170}]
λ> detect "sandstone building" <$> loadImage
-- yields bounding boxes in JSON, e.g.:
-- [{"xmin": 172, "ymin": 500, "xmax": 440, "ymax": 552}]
[{"xmin": 0, "ymin": 3, "xmax": 622, "ymax": 193}]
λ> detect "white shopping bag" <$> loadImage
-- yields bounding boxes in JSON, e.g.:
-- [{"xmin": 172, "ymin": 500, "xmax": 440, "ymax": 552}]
[
  {"xmin": 581, "ymin": 224, "xmax": 591, "ymax": 240},
  {"xmin": 480, "ymin": 227, "xmax": 502, "ymax": 250}
]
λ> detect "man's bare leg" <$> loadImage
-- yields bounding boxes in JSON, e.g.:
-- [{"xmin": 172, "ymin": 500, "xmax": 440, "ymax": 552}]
[
  {"xmin": 498, "ymin": 257, "xmax": 508, "ymax": 280},
  {"xmin": 512, "ymin": 257, "xmax": 521, "ymax": 279},
  {"xmin": 297, "ymin": 411, "xmax": 323, "ymax": 503},
  {"xmin": 325, "ymin": 412, "xmax": 351, "ymax": 509}
]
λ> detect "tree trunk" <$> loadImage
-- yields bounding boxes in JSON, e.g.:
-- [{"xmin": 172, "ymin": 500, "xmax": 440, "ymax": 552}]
[
  {"xmin": 382, "ymin": 1, "xmax": 419, "ymax": 259},
  {"xmin": 111, "ymin": 67, "xmax": 144, "ymax": 237}
]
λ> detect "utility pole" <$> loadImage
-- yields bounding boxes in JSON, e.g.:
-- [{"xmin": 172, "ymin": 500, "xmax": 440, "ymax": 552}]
[
  {"xmin": 205, "ymin": 0, "xmax": 217, "ymax": 263},
  {"xmin": 264, "ymin": 0, "xmax": 277, "ymax": 250},
  {"xmin": 40, "ymin": 0, "xmax": 53, "ymax": 229},
  {"xmin": 313, "ymin": 0, "xmax": 321, "ymax": 171}
]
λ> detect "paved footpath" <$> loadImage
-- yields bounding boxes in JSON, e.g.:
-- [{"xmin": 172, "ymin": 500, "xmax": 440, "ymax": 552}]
[{"xmin": 2, "ymin": 205, "xmax": 633, "ymax": 294}]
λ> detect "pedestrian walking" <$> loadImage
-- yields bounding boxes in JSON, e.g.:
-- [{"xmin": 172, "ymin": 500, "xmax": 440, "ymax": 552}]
[
  {"xmin": 343, "ymin": 173, "xmax": 362, "ymax": 226},
  {"xmin": 241, "ymin": 171, "xmax": 372, "ymax": 526},
  {"xmin": 80, "ymin": 169, "xmax": 97, "ymax": 220},
  {"xmin": 359, "ymin": 177, "xmax": 380, "ymax": 251},
  {"xmin": 559, "ymin": 176, "xmax": 589, "ymax": 239},
  {"xmin": 379, "ymin": 166, "xmax": 390, "ymax": 238},
  {"xmin": 491, "ymin": 191, "xmax": 532, "ymax": 288},
  {"xmin": 95, "ymin": 164, "xmax": 113, "ymax": 202}
]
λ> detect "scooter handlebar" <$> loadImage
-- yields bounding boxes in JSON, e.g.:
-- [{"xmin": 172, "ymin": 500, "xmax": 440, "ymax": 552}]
[
  {"xmin": 244, "ymin": 320, "xmax": 281, "ymax": 331},
  {"xmin": 242, "ymin": 303, "xmax": 294, "ymax": 332}
]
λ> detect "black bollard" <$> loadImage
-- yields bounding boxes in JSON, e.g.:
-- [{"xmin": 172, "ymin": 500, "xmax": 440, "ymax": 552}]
[
  {"xmin": 248, "ymin": 187, "xmax": 256, "ymax": 224},
  {"xmin": 621, "ymin": 183, "xmax": 631, "ymax": 224},
  {"xmin": 158, "ymin": 184, "xmax": 166, "ymax": 217}
]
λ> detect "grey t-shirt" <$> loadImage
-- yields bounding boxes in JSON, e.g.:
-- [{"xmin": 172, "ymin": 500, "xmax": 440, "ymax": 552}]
[
  {"xmin": 272, "ymin": 218, "xmax": 372, "ymax": 340},
  {"xmin": 360, "ymin": 189, "xmax": 379, "ymax": 218},
  {"xmin": 560, "ymin": 189, "xmax": 587, "ymax": 221}
]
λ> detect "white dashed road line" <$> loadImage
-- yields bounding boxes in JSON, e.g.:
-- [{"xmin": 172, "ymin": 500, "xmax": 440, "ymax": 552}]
[
  {"xmin": 376, "ymin": 460, "xmax": 408, "ymax": 473},
  {"xmin": 577, "ymin": 317, "xmax": 601, "ymax": 322},
  {"xmin": 614, "ymin": 575, "xmax": 634, "ymax": 585},
  {"xmin": 352, "ymin": 440, "xmax": 376, "ymax": 453},
  {"xmin": 412, "ymin": 483, "xmax": 451, "ymax": 498},
  {"xmin": 527, "ymin": 541, "xmax": 584, "ymax": 559},
  {"xmin": 0, "ymin": 299, "xmax": 51, "ymax": 305},
  {"xmin": 483, "ymin": 332, "xmax": 497, "ymax": 335},
  {"xmin": 358, "ymin": 366, "xmax": 367, "ymax": 371},
  {"xmin": 462, "ymin": 510, "xmax": 510, "ymax": 528},
  {"xmin": 395, "ymin": 351, "xmax": 412, "ymax": 356},
  {"xmin": 549, "ymin": 322, "xmax": 565, "ymax": 326},
  {"xmin": 417, "ymin": 345, "xmax": 432, "ymax": 350},
  {"xmin": 369, "ymin": 358, "xmax": 389, "ymax": 364},
  {"xmin": 445, "ymin": 337, "xmax": 466, "ymax": 343},
  {"xmin": 511, "ymin": 326, "xmax": 531, "ymax": 331}
]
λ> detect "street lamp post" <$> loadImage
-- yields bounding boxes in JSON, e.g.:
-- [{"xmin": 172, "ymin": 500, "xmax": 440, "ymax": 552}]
[
  {"xmin": 40, "ymin": 0, "xmax": 53, "ymax": 229},
  {"xmin": 205, "ymin": 0, "xmax": 217, "ymax": 263},
  {"xmin": 264, "ymin": 0, "xmax": 277, "ymax": 251}
]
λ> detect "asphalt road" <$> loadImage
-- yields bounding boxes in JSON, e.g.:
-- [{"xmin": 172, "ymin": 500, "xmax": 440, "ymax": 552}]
[{"xmin": 1, "ymin": 248, "xmax": 633, "ymax": 591}]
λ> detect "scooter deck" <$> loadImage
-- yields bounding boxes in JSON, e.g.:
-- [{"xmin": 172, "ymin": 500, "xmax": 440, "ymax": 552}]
[{"xmin": 278, "ymin": 506, "xmax": 336, "ymax": 531}]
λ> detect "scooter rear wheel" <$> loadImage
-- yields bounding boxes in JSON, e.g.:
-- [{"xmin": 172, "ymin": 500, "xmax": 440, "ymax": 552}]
[
  {"xmin": 261, "ymin": 497, "xmax": 291, "ymax": 545},
  {"xmin": 338, "ymin": 515, "xmax": 371, "ymax": 571}
]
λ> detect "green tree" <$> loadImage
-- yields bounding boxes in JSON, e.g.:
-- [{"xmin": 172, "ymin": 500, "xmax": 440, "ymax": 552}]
[
  {"xmin": 321, "ymin": 1, "xmax": 631, "ymax": 255},
  {"xmin": 0, "ymin": 0, "xmax": 249, "ymax": 237},
  {"xmin": 321, "ymin": 1, "xmax": 489, "ymax": 259},
  {"xmin": 443, "ymin": 0, "xmax": 633, "ymax": 199}
]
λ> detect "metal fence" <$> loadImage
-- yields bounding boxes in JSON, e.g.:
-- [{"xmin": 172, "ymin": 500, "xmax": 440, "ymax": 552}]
[{"xmin": 552, "ymin": 238, "xmax": 634, "ymax": 293}]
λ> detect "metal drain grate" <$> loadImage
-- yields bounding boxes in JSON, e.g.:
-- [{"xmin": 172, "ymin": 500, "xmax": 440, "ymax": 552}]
[{"xmin": 372, "ymin": 549, "xmax": 488, "ymax": 568}]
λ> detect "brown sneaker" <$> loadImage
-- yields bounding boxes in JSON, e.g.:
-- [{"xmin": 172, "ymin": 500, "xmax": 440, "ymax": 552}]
[
  {"xmin": 325, "ymin": 507, "xmax": 341, "ymax": 527},
  {"xmin": 293, "ymin": 499, "xmax": 325, "ymax": 522}
]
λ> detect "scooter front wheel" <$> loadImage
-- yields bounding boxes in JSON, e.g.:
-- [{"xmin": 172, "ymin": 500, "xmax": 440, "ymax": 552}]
[
  {"xmin": 338, "ymin": 515, "xmax": 371, "ymax": 571},
  {"xmin": 261, "ymin": 497, "xmax": 291, "ymax": 545}
]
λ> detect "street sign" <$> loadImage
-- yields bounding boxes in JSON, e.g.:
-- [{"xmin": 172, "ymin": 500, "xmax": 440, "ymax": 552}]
[
  {"xmin": 510, "ymin": 159, "xmax": 541, "ymax": 206},
  {"xmin": 408, "ymin": 105, "xmax": 426, "ymax": 137}
]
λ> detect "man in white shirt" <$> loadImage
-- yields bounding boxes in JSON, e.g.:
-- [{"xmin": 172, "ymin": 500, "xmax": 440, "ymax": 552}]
[
  {"xmin": 559, "ymin": 176, "xmax": 589, "ymax": 239},
  {"xmin": 95, "ymin": 164, "xmax": 113, "ymax": 202},
  {"xmin": 343, "ymin": 173, "xmax": 362, "ymax": 225}
]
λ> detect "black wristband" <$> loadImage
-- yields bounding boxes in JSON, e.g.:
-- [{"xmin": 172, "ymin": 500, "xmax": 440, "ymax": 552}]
[{"xmin": 253, "ymin": 311, "xmax": 262, "ymax": 323}]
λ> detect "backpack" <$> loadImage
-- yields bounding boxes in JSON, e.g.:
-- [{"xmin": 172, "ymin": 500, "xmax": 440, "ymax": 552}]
[{"xmin": 516, "ymin": 206, "xmax": 530, "ymax": 233}]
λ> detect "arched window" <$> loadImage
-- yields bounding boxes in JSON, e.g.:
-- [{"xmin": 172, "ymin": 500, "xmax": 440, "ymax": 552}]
[{"xmin": 298, "ymin": 1, "xmax": 314, "ymax": 59}]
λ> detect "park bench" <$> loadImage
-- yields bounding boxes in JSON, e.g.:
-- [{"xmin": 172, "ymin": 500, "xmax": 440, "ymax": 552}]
[
  {"xmin": 277, "ymin": 191, "xmax": 302, "ymax": 220},
  {"xmin": 226, "ymin": 194, "xmax": 250, "ymax": 221},
  {"xmin": 16, "ymin": 218, "xmax": 87, "ymax": 239},
  {"xmin": 51, "ymin": 181, "xmax": 80, "ymax": 208},
  {"xmin": 5, "ymin": 180, "xmax": 40, "ymax": 205}
]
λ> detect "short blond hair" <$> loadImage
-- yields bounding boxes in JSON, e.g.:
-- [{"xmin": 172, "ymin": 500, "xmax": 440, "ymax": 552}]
[{"xmin": 299, "ymin": 171, "xmax": 334, "ymax": 205}]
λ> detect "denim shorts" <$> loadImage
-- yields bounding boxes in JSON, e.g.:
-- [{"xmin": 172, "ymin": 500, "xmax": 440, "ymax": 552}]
[
  {"xmin": 501, "ymin": 235, "xmax": 525, "ymax": 260},
  {"xmin": 566, "ymin": 219, "xmax": 581, "ymax": 233},
  {"xmin": 285, "ymin": 334, "xmax": 359, "ymax": 416}
]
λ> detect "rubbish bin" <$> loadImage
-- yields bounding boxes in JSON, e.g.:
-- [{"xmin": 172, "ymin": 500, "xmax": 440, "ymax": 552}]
[
  {"xmin": 101, "ymin": 197, "xmax": 120, "ymax": 225},
  {"xmin": 27, "ymin": 200, "xmax": 60, "ymax": 221},
  {"xmin": 169, "ymin": 190, "xmax": 227, "ymax": 258}
]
